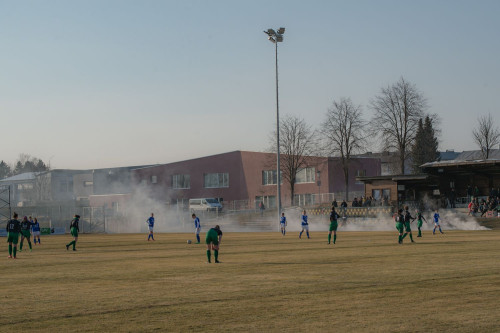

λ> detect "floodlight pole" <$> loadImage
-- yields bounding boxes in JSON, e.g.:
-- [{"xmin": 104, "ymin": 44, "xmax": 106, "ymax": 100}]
[{"xmin": 264, "ymin": 27, "xmax": 284, "ymax": 223}]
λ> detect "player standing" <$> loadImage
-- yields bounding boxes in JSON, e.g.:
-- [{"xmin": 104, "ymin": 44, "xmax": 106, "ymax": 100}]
[
  {"xmin": 433, "ymin": 209, "xmax": 444, "ymax": 234},
  {"xmin": 146, "ymin": 213, "xmax": 155, "ymax": 241},
  {"xmin": 66, "ymin": 215, "xmax": 80, "ymax": 251},
  {"xmin": 19, "ymin": 216, "xmax": 34, "ymax": 252},
  {"xmin": 401, "ymin": 206, "xmax": 415, "ymax": 243},
  {"xmin": 395, "ymin": 209, "xmax": 405, "ymax": 244},
  {"xmin": 6, "ymin": 212, "xmax": 21, "ymax": 259},
  {"xmin": 415, "ymin": 209, "xmax": 427, "ymax": 237},
  {"xmin": 205, "ymin": 225, "xmax": 223, "ymax": 263},
  {"xmin": 279, "ymin": 212, "xmax": 287, "ymax": 236},
  {"xmin": 299, "ymin": 210, "xmax": 310, "ymax": 239},
  {"xmin": 32, "ymin": 217, "xmax": 41, "ymax": 245},
  {"xmin": 328, "ymin": 207, "xmax": 339, "ymax": 245},
  {"xmin": 192, "ymin": 213, "xmax": 201, "ymax": 244}
]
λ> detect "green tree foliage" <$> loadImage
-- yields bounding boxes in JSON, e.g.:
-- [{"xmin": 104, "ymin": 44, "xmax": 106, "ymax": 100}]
[
  {"xmin": 411, "ymin": 116, "xmax": 439, "ymax": 173},
  {"xmin": 8, "ymin": 154, "xmax": 50, "ymax": 176},
  {"xmin": 0, "ymin": 160, "xmax": 12, "ymax": 179}
]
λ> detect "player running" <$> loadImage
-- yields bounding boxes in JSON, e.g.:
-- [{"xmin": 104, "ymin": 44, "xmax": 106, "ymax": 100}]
[
  {"xmin": 415, "ymin": 209, "xmax": 427, "ymax": 237},
  {"xmin": 32, "ymin": 217, "xmax": 41, "ymax": 245},
  {"xmin": 280, "ymin": 212, "xmax": 287, "ymax": 236},
  {"xmin": 433, "ymin": 209, "xmax": 444, "ymax": 234},
  {"xmin": 192, "ymin": 213, "xmax": 201, "ymax": 244},
  {"xmin": 205, "ymin": 225, "xmax": 223, "ymax": 263},
  {"xmin": 66, "ymin": 215, "xmax": 80, "ymax": 251},
  {"xmin": 401, "ymin": 206, "xmax": 416, "ymax": 243},
  {"xmin": 19, "ymin": 216, "xmax": 34, "ymax": 252},
  {"xmin": 6, "ymin": 212, "xmax": 21, "ymax": 259},
  {"xmin": 328, "ymin": 207, "xmax": 339, "ymax": 245},
  {"xmin": 146, "ymin": 213, "xmax": 155, "ymax": 241},
  {"xmin": 395, "ymin": 209, "xmax": 405, "ymax": 244},
  {"xmin": 299, "ymin": 210, "xmax": 310, "ymax": 239}
]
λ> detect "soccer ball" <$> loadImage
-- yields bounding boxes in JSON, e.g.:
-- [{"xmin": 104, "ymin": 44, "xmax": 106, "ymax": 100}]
[{"xmin": 187, "ymin": 240, "xmax": 192, "ymax": 244}]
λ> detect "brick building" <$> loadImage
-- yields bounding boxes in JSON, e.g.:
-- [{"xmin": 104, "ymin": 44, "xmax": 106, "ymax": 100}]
[{"xmin": 132, "ymin": 151, "xmax": 381, "ymax": 210}]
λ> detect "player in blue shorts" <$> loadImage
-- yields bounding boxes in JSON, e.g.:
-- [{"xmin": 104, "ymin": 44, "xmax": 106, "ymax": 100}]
[
  {"xmin": 192, "ymin": 213, "xmax": 201, "ymax": 244},
  {"xmin": 32, "ymin": 217, "xmax": 41, "ymax": 245},
  {"xmin": 146, "ymin": 213, "xmax": 155, "ymax": 241},
  {"xmin": 433, "ymin": 209, "xmax": 444, "ymax": 234},
  {"xmin": 280, "ymin": 212, "xmax": 287, "ymax": 236},
  {"xmin": 299, "ymin": 210, "xmax": 310, "ymax": 239}
]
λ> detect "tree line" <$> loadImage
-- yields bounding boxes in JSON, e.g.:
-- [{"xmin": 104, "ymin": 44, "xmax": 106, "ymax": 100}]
[
  {"xmin": 270, "ymin": 77, "xmax": 499, "ymax": 203},
  {"xmin": 0, "ymin": 154, "xmax": 50, "ymax": 180}
]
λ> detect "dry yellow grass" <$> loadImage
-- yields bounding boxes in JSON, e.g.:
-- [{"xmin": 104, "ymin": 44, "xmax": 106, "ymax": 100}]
[{"xmin": 1, "ymin": 230, "xmax": 499, "ymax": 332}]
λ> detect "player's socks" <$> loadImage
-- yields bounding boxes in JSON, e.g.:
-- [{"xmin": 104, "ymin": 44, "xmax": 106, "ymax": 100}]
[
  {"xmin": 19, "ymin": 242, "xmax": 23, "ymax": 250},
  {"xmin": 206, "ymin": 250, "xmax": 211, "ymax": 263},
  {"xmin": 13, "ymin": 247, "xmax": 17, "ymax": 257},
  {"xmin": 334, "ymin": 234, "xmax": 337, "ymax": 244},
  {"xmin": 306, "ymin": 231, "xmax": 310, "ymax": 239},
  {"xmin": 214, "ymin": 250, "xmax": 219, "ymax": 262},
  {"xmin": 409, "ymin": 234, "xmax": 414, "ymax": 242},
  {"xmin": 8, "ymin": 244, "xmax": 12, "ymax": 256},
  {"xmin": 402, "ymin": 233, "xmax": 408, "ymax": 240},
  {"xmin": 439, "ymin": 227, "xmax": 443, "ymax": 234},
  {"xmin": 328, "ymin": 234, "xmax": 331, "ymax": 244},
  {"xmin": 299, "ymin": 231, "xmax": 303, "ymax": 238},
  {"xmin": 196, "ymin": 235, "xmax": 200, "ymax": 243},
  {"xmin": 398, "ymin": 235, "xmax": 402, "ymax": 244},
  {"xmin": 29, "ymin": 242, "xmax": 32, "ymax": 250}
]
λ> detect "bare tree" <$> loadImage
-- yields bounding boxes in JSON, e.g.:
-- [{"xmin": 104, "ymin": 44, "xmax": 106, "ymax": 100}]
[
  {"xmin": 269, "ymin": 115, "xmax": 317, "ymax": 206},
  {"xmin": 320, "ymin": 97, "xmax": 367, "ymax": 200},
  {"xmin": 370, "ymin": 77, "xmax": 427, "ymax": 174},
  {"xmin": 472, "ymin": 113, "xmax": 500, "ymax": 159}
]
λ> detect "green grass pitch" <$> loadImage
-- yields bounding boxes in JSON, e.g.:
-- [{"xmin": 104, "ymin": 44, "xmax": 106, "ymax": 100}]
[{"xmin": 1, "ymin": 230, "xmax": 499, "ymax": 332}]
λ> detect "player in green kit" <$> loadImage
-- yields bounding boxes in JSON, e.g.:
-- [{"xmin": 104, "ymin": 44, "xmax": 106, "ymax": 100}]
[
  {"xmin": 401, "ymin": 206, "xmax": 416, "ymax": 243},
  {"xmin": 395, "ymin": 209, "xmax": 405, "ymax": 244},
  {"xmin": 328, "ymin": 207, "xmax": 339, "ymax": 245},
  {"xmin": 66, "ymin": 215, "xmax": 80, "ymax": 251},
  {"xmin": 415, "ymin": 209, "xmax": 427, "ymax": 237},
  {"xmin": 19, "ymin": 216, "xmax": 34, "ymax": 252},
  {"xmin": 6, "ymin": 213, "xmax": 21, "ymax": 259},
  {"xmin": 205, "ymin": 225, "xmax": 223, "ymax": 263}
]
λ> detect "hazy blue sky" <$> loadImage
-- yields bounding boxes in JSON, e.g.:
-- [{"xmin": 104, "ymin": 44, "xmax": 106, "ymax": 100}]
[{"xmin": 1, "ymin": 0, "xmax": 499, "ymax": 169}]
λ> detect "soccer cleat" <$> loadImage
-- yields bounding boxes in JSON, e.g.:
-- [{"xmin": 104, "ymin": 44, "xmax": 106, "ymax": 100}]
[
  {"xmin": 7, "ymin": 255, "xmax": 12, "ymax": 258},
  {"xmin": 73, "ymin": 249, "xmax": 77, "ymax": 251},
  {"xmin": 66, "ymin": 245, "xmax": 69, "ymax": 250},
  {"xmin": 411, "ymin": 240, "xmax": 415, "ymax": 243},
  {"xmin": 215, "ymin": 260, "xmax": 220, "ymax": 263}
]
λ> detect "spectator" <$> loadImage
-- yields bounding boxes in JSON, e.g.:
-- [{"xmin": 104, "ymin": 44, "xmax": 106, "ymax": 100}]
[
  {"xmin": 474, "ymin": 186, "xmax": 480, "ymax": 198},
  {"xmin": 352, "ymin": 198, "xmax": 358, "ymax": 207},
  {"xmin": 449, "ymin": 188, "xmax": 456, "ymax": 208},
  {"xmin": 259, "ymin": 201, "xmax": 265, "ymax": 216},
  {"xmin": 466, "ymin": 185, "xmax": 473, "ymax": 202},
  {"xmin": 332, "ymin": 199, "xmax": 338, "ymax": 208}
]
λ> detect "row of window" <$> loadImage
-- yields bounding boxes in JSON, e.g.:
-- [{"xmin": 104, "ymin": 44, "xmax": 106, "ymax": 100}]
[{"xmin": 145, "ymin": 167, "xmax": 366, "ymax": 189}]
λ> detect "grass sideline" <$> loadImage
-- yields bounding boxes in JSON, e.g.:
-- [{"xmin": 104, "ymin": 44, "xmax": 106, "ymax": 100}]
[{"xmin": 1, "ymin": 230, "xmax": 499, "ymax": 332}]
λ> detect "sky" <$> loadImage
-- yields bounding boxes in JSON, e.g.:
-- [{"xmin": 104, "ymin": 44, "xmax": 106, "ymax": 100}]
[{"xmin": 1, "ymin": 0, "xmax": 499, "ymax": 169}]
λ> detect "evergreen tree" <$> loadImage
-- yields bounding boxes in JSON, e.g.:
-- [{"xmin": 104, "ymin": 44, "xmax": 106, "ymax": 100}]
[
  {"xmin": 411, "ymin": 119, "xmax": 426, "ymax": 173},
  {"xmin": 0, "ymin": 160, "xmax": 12, "ymax": 179},
  {"xmin": 411, "ymin": 116, "xmax": 439, "ymax": 173}
]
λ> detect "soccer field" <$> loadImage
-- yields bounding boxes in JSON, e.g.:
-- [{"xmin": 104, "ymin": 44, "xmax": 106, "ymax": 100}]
[{"xmin": 1, "ymin": 230, "xmax": 499, "ymax": 332}]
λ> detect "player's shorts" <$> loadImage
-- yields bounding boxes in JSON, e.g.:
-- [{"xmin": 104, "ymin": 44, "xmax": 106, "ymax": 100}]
[
  {"xmin": 205, "ymin": 229, "xmax": 219, "ymax": 245},
  {"xmin": 301, "ymin": 224, "xmax": 309, "ymax": 231},
  {"xmin": 329, "ymin": 221, "xmax": 338, "ymax": 232},
  {"xmin": 417, "ymin": 220, "xmax": 423, "ymax": 228},
  {"xmin": 32, "ymin": 231, "xmax": 41, "ymax": 237},
  {"xmin": 280, "ymin": 223, "xmax": 286, "ymax": 229},
  {"xmin": 434, "ymin": 222, "xmax": 440, "ymax": 226},
  {"xmin": 7, "ymin": 232, "xmax": 19, "ymax": 244},
  {"xmin": 195, "ymin": 227, "xmax": 201, "ymax": 235},
  {"xmin": 395, "ymin": 222, "xmax": 404, "ymax": 233},
  {"xmin": 21, "ymin": 230, "xmax": 31, "ymax": 238},
  {"xmin": 148, "ymin": 226, "xmax": 154, "ymax": 232},
  {"xmin": 70, "ymin": 227, "xmax": 79, "ymax": 237},
  {"xmin": 404, "ymin": 222, "xmax": 411, "ymax": 232}
]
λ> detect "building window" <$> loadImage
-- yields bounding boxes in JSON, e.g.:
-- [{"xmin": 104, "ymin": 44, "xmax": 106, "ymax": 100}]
[
  {"xmin": 204, "ymin": 173, "xmax": 229, "ymax": 188},
  {"xmin": 151, "ymin": 176, "xmax": 157, "ymax": 184},
  {"xmin": 172, "ymin": 174, "xmax": 190, "ymax": 189},
  {"xmin": 262, "ymin": 170, "xmax": 282, "ymax": 185},
  {"xmin": 293, "ymin": 193, "xmax": 315, "ymax": 206},
  {"xmin": 382, "ymin": 189, "xmax": 391, "ymax": 200},
  {"xmin": 295, "ymin": 167, "xmax": 315, "ymax": 184},
  {"xmin": 356, "ymin": 170, "xmax": 366, "ymax": 184}
]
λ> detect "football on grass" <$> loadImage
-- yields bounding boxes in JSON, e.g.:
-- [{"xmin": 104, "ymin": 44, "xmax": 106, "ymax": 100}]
[{"xmin": 187, "ymin": 240, "xmax": 192, "ymax": 244}]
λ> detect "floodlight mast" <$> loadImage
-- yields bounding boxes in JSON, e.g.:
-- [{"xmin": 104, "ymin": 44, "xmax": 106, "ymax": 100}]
[{"xmin": 264, "ymin": 27, "xmax": 285, "ymax": 223}]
